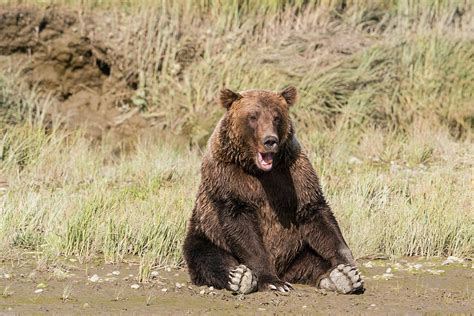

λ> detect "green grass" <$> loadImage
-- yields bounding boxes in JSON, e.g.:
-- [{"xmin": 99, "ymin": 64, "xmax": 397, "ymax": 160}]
[{"xmin": 0, "ymin": 0, "xmax": 473, "ymax": 280}]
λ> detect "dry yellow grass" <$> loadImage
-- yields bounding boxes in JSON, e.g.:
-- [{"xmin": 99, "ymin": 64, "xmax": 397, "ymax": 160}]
[{"xmin": 0, "ymin": 0, "xmax": 472, "ymax": 279}]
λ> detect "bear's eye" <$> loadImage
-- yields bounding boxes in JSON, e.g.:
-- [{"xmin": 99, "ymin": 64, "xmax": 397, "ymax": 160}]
[
  {"xmin": 274, "ymin": 116, "xmax": 281, "ymax": 124},
  {"xmin": 249, "ymin": 114, "xmax": 258, "ymax": 122}
]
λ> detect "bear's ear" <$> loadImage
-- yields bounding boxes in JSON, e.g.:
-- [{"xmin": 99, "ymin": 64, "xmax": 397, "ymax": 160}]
[
  {"xmin": 220, "ymin": 88, "xmax": 242, "ymax": 110},
  {"xmin": 280, "ymin": 86, "xmax": 298, "ymax": 107}
]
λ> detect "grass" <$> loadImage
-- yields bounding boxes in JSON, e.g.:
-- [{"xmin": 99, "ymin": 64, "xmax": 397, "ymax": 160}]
[{"xmin": 0, "ymin": 0, "xmax": 473, "ymax": 280}]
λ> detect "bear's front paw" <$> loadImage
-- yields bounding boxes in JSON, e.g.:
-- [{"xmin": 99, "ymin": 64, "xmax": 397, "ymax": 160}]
[
  {"xmin": 228, "ymin": 264, "xmax": 258, "ymax": 294},
  {"xmin": 258, "ymin": 275, "xmax": 293, "ymax": 293},
  {"xmin": 319, "ymin": 264, "xmax": 364, "ymax": 294}
]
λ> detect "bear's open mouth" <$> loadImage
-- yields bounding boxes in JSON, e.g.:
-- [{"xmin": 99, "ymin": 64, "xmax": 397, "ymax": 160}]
[{"xmin": 257, "ymin": 152, "xmax": 274, "ymax": 171}]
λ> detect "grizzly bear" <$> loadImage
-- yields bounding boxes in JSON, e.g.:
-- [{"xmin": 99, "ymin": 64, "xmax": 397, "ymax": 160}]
[{"xmin": 183, "ymin": 87, "xmax": 364, "ymax": 294}]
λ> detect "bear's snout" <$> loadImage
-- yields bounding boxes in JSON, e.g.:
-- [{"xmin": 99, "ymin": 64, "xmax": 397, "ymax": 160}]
[{"xmin": 263, "ymin": 135, "xmax": 278, "ymax": 152}]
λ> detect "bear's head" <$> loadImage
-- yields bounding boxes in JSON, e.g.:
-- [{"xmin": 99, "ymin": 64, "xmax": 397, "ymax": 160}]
[{"xmin": 212, "ymin": 86, "xmax": 298, "ymax": 173}]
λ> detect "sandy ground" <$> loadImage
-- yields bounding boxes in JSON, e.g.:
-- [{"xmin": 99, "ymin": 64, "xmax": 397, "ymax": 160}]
[{"xmin": 0, "ymin": 257, "xmax": 472, "ymax": 314}]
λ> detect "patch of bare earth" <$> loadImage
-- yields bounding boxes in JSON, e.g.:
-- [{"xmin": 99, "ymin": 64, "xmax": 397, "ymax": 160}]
[
  {"xmin": 0, "ymin": 7, "xmax": 145, "ymax": 139},
  {"xmin": 0, "ymin": 258, "xmax": 472, "ymax": 314}
]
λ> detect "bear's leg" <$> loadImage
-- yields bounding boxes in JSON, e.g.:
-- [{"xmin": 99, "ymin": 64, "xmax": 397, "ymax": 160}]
[
  {"xmin": 282, "ymin": 247, "xmax": 364, "ymax": 294},
  {"xmin": 183, "ymin": 232, "xmax": 257, "ymax": 294}
]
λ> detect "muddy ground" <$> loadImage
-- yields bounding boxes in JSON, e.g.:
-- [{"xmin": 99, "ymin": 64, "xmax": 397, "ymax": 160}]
[{"xmin": 0, "ymin": 257, "xmax": 472, "ymax": 314}]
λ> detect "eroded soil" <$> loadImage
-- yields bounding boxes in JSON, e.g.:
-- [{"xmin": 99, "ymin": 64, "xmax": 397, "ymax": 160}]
[
  {"xmin": 0, "ymin": 7, "xmax": 146, "ymax": 139},
  {"xmin": 0, "ymin": 257, "xmax": 472, "ymax": 314}
]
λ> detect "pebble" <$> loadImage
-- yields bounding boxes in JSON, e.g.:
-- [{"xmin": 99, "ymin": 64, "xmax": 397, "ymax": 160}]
[
  {"xmin": 130, "ymin": 284, "xmax": 140, "ymax": 289},
  {"xmin": 161, "ymin": 288, "xmax": 168, "ymax": 292},
  {"xmin": 199, "ymin": 289, "xmax": 206, "ymax": 295},
  {"xmin": 413, "ymin": 264, "xmax": 423, "ymax": 270},
  {"xmin": 165, "ymin": 267, "xmax": 171, "ymax": 272},
  {"xmin": 392, "ymin": 263, "xmax": 403, "ymax": 270},
  {"xmin": 83, "ymin": 303, "xmax": 90, "ymax": 308},
  {"xmin": 382, "ymin": 273, "xmax": 394, "ymax": 280},
  {"xmin": 89, "ymin": 274, "xmax": 100, "ymax": 283},
  {"xmin": 112, "ymin": 271, "xmax": 120, "ymax": 276},
  {"xmin": 426, "ymin": 269, "xmax": 445, "ymax": 275},
  {"xmin": 386, "ymin": 268, "xmax": 392, "ymax": 273},
  {"xmin": 363, "ymin": 262, "xmax": 374, "ymax": 268},
  {"xmin": 34, "ymin": 289, "xmax": 43, "ymax": 294},
  {"xmin": 442, "ymin": 256, "xmax": 464, "ymax": 265},
  {"xmin": 209, "ymin": 286, "xmax": 214, "ymax": 291},
  {"xmin": 175, "ymin": 283, "xmax": 182, "ymax": 289},
  {"xmin": 4, "ymin": 273, "xmax": 11, "ymax": 279},
  {"xmin": 151, "ymin": 271, "xmax": 159, "ymax": 277},
  {"xmin": 348, "ymin": 156, "xmax": 362, "ymax": 165},
  {"xmin": 302, "ymin": 305, "xmax": 307, "ymax": 309}
]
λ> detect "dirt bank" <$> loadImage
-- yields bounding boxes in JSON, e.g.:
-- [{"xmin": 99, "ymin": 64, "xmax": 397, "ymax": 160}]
[
  {"xmin": 0, "ymin": 257, "xmax": 472, "ymax": 314},
  {"xmin": 0, "ymin": 7, "xmax": 146, "ymax": 139}
]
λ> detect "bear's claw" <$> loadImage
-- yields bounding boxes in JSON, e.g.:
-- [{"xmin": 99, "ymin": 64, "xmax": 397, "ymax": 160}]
[
  {"xmin": 227, "ymin": 264, "xmax": 258, "ymax": 294},
  {"xmin": 268, "ymin": 281, "xmax": 293, "ymax": 293},
  {"xmin": 319, "ymin": 264, "xmax": 364, "ymax": 294}
]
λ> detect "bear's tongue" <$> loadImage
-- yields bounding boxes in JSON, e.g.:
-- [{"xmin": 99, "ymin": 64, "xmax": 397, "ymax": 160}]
[
  {"xmin": 258, "ymin": 152, "xmax": 273, "ymax": 171},
  {"xmin": 261, "ymin": 153, "xmax": 273, "ymax": 164}
]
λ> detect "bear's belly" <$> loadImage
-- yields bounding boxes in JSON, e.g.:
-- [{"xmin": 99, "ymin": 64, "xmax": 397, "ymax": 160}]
[{"xmin": 258, "ymin": 203, "xmax": 303, "ymax": 273}]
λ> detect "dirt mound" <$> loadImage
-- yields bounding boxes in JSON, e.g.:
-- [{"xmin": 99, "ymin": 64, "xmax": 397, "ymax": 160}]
[{"xmin": 0, "ymin": 7, "xmax": 144, "ymax": 139}]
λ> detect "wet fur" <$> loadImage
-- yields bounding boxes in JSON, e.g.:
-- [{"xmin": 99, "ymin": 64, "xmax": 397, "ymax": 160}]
[{"xmin": 183, "ymin": 88, "xmax": 356, "ymax": 292}]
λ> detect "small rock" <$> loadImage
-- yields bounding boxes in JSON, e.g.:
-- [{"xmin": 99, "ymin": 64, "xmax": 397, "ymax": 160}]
[
  {"xmin": 348, "ymin": 156, "xmax": 362, "ymax": 165},
  {"xmin": 426, "ymin": 269, "xmax": 445, "ymax": 275},
  {"xmin": 4, "ymin": 273, "xmax": 11, "ymax": 279},
  {"xmin": 392, "ymin": 263, "xmax": 403, "ymax": 270},
  {"xmin": 175, "ymin": 283, "xmax": 182, "ymax": 289},
  {"xmin": 385, "ymin": 268, "xmax": 392, "ymax": 273},
  {"xmin": 442, "ymin": 256, "xmax": 464, "ymax": 265},
  {"xmin": 112, "ymin": 271, "xmax": 120, "ymax": 276},
  {"xmin": 302, "ymin": 305, "xmax": 307, "ymax": 309},
  {"xmin": 370, "ymin": 304, "xmax": 376, "ymax": 307},
  {"xmin": 165, "ymin": 267, "xmax": 171, "ymax": 272},
  {"xmin": 258, "ymin": 308, "xmax": 266, "ymax": 311},
  {"xmin": 34, "ymin": 289, "xmax": 43, "ymax": 294},
  {"xmin": 382, "ymin": 273, "xmax": 394, "ymax": 280},
  {"xmin": 209, "ymin": 286, "xmax": 214, "ymax": 291},
  {"xmin": 83, "ymin": 303, "xmax": 90, "ymax": 309},
  {"xmin": 36, "ymin": 283, "xmax": 47, "ymax": 289},
  {"xmin": 188, "ymin": 286, "xmax": 193, "ymax": 290},
  {"xmin": 199, "ymin": 289, "xmax": 206, "ymax": 295},
  {"xmin": 130, "ymin": 284, "xmax": 140, "ymax": 289},
  {"xmin": 413, "ymin": 264, "xmax": 423, "ymax": 270},
  {"xmin": 161, "ymin": 288, "xmax": 168, "ymax": 292},
  {"xmin": 89, "ymin": 274, "xmax": 100, "ymax": 283},
  {"xmin": 363, "ymin": 261, "xmax": 374, "ymax": 268},
  {"xmin": 151, "ymin": 271, "xmax": 159, "ymax": 277}
]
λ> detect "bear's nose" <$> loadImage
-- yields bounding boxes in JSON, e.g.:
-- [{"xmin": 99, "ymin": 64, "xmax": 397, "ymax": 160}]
[{"xmin": 263, "ymin": 136, "xmax": 278, "ymax": 151}]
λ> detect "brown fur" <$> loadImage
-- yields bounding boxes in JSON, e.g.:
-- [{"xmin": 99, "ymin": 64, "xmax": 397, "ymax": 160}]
[{"xmin": 183, "ymin": 87, "xmax": 356, "ymax": 292}]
